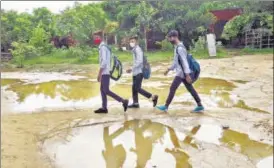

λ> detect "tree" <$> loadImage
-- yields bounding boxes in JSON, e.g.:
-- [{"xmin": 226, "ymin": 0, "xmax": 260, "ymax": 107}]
[
  {"xmin": 55, "ymin": 3, "xmax": 108, "ymax": 45},
  {"xmin": 104, "ymin": 21, "xmax": 119, "ymax": 44},
  {"xmin": 32, "ymin": 7, "xmax": 55, "ymax": 35},
  {"xmin": 222, "ymin": 1, "xmax": 273, "ymax": 40},
  {"xmin": 29, "ymin": 23, "xmax": 52, "ymax": 55}
]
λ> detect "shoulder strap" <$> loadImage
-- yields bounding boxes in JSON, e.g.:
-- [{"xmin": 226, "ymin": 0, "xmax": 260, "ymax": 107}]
[
  {"xmin": 175, "ymin": 44, "xmax": 185, "ymax": 55},
  {"xmin": 100, "ymin": 44, "xmax": 112, "ymax": 52},
  {"xmin": 100, "ymin": 44, "xmax": 113, "ymax": 66},
  {"xmin": 176, "ymin": 44, "xmax": 185, "ymax": 74},
  {"xmin": 133, "ymin": 46, "xmax": 145, "ymax": 62}
]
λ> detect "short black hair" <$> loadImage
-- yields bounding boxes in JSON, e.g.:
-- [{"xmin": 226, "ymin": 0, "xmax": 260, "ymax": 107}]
[
  {"xmin": 129, "ymin": 35, "xmax": 138, "ymax": 41},
  {"xmin": 167, "ymin": 30, "xmax": 179, "ymax": 38}
]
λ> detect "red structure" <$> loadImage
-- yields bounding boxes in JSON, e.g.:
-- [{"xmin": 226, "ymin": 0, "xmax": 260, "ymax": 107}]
[{"xmin": 209, "ymin": 8, "xmax": 243, "ymax": 39}]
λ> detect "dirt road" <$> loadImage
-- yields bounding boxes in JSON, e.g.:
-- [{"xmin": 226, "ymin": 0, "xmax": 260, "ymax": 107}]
[{"xmin": 1, "ymin": 54, "xmax": 273, "ymax": 168}]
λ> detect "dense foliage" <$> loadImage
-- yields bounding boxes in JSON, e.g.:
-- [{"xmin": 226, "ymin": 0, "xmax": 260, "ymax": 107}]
[{"xmin": 1, "ymin": 1, "xmax": 273, "ymax": 66}]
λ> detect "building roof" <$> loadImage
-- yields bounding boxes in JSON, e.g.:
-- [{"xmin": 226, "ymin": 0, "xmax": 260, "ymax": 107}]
[{"xmin": 210, "ymin": 8, "xmax": 243, "ymax": 21}]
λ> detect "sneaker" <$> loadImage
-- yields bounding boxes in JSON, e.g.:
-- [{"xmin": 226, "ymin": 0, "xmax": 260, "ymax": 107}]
[
  {"xmin": 156, "ymin": 105, "xmax": 168, "ymax": 112},
  {"xmin": 94, "ymin": 108, "xmax": 108, "ymax": 113},
  {"xmin": 128, "ymin": 103, "xmax": 140, "ymax": 108},
  {"xmin": 152, "ymin": 95, "xmax": 158, "ymax": 107},
  {"xmin": 191, "ymin": 106, "xmax": 204, "ymax": 113},
  {"xmin": 123, "ymin": 99, "xmax": 129, "ymax": 112}
]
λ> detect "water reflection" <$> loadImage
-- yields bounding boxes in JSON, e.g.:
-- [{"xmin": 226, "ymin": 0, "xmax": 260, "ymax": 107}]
[
  {"xmin": 1, "ymin": 77, "xmax": 267, "ymax": 113},
  {"xmin": 46, "ymin": 119, "xmax": 192, "ymax": 168},
  {"xmin": 193, "ymin": 124, "xmax": 273, "ymax": 160},
  {"xmin": 45, "ymin": 120, "xmax": 273, "ymax": 168},
  {"xmin": 5, "ymin": 80, "xmax": 100, "ymax": 102},
  {"xmin": 167, "ymin": 126, "xmax": 192, "ymax": 168},
  {"xmin": 102, "ymin": 127, "xmax": 126, "ymax": 168}
]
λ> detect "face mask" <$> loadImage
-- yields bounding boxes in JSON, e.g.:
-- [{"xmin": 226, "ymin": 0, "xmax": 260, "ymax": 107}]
[{"xmin": 130, "ymin": 42, "xmax": 135, "ymax": 48}]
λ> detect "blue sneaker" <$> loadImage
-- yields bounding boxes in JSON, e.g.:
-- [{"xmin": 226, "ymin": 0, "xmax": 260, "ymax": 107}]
[
  {"xmin": 192, "ymin": 106, "xmax": 204, "ymax": 113},
  {"xmin": 156, "ymin": 105, "xmax": 168, "ymax": 112}
]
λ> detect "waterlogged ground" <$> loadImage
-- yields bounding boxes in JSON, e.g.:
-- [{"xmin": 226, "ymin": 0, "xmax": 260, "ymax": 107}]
[{"xmin": 1, "ymin": 54, "xmax": 273, "ymax": 168}]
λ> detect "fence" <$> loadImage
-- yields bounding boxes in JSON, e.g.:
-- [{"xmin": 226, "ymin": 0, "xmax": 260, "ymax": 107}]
[
  {"xmin": 244, "ymin": 28, "xmax": 274, "ymax": 48},
  {"xmin": 0, "ymin": 52, "xmax": 12, "ymax": 62}
]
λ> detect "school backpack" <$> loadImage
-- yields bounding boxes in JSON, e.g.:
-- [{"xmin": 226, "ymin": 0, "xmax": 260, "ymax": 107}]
[
  {"xmin": 133, "ymin": 46, "xmax": 151, "ymax": 79},
  {"xmin": 142, "ymin": 55, "xmax": 151, "ymax": 79},
  {"xmin": 100, "ymin": 44, "xmax": 123, "ymax": 81},
  {"xmin": 176, "ymin": 44, "xmax": 200, "ymax": 83}
]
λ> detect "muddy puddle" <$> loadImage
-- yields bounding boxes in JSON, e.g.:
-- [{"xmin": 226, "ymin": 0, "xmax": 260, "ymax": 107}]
[
  {"xmin": 44, "ymin": 119, "xmax": 273, "ymax": 168},
  {"xmin": 2, "ymin": 73, "xmax": 268, "ymax": 113}
]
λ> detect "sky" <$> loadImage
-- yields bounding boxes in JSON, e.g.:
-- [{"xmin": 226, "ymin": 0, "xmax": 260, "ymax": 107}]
[{"xmin": 1, "ymin": 1, "xmax": 100, "ymax": 14}]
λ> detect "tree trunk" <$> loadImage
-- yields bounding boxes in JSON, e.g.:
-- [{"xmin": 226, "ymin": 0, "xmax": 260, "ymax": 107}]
[
  {"xmin": 114, "ymin": 35, "xmax": 117, "ymax": 46},
  {"xmin": 144, "ymin": 28, "xmax": 147, "ymax": 51}
]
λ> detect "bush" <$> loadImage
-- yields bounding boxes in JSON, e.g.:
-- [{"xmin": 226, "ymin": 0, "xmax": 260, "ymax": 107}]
[
  {"xmin": 190, "ymin": 36, "xmax": 206, "ymax": 52},
  {"xmin": 29, "ymin": 24, "xmax": 52, "ymax": 56},
  {"xmin": 156, "ymin": 39, "xmax": 173, "ymax": 51},
  {"xmin": 10, "ymin": 42, "xmax": 37, "ymax": 68},
  {"xmin": 66, "ymin": 46, "xmax": 95, "ymax": 61},
  {"xmin": 189, "ymin": 36, "xmax": 227, "ymax": 58}
]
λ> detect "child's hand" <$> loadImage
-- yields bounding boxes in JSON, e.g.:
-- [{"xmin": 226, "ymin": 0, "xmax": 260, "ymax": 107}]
[
  {"xmin": 97, "ymin": 74, "xmax": 101, "ymax": 82},
  {"xmin": 185, "ymin": 74, "xmax": 192, "ymax": 84},
  {"xmin": 164, "ymin": 69, "xmax": 170, "ymax": 76}
]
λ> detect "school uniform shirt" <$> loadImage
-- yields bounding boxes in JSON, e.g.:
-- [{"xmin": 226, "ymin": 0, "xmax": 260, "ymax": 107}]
[
  {"xmin": 169, "ymin": 42, "xmax": 191, "ymax": 79},
  {"xmin": 98, "ymin": 42, "xmax": 111, "ymax": 75},
  {"xmin": 132, "ymin": 45, "xmax": 143, "ymax": 76}
]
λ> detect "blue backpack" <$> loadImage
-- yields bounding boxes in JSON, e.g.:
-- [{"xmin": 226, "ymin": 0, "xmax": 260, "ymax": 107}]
[
  {"xmin": 133, "ymin": 47, "xmax": 151, "ymax": 79},
  {"xmin": 142, "ymin": 55, "xmax": 151, "ymax": 79},
  {"xmin": 176, "ymin": 45, "xmax": 200, "ymax": 83}
]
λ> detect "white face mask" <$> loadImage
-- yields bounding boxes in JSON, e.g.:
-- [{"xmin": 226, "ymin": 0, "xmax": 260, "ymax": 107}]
[{"xmin": 129, "ymin": 42, "xmax": 135, "ymax": 48}]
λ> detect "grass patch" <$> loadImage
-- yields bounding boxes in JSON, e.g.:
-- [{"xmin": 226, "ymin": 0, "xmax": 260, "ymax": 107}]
[
  {"xmin": 22, "ymin": 48, "xmax": 227, "ymax": 65},
  {"xmin": 189, "ymin": 47, "xmax": 228, "ymax": 59},
  {"xmin": 239, "ymin": 48, "xmax": 273, "ymax": 55},
  {"xmin": 12, "ymin": 47, "xmax": 273, "ymax": 66}
]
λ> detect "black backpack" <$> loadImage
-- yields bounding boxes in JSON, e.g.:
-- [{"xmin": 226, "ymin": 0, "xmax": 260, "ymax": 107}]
[{"xmin": 100, "ymin": 44, "xmax": 123, "ymax": 81}]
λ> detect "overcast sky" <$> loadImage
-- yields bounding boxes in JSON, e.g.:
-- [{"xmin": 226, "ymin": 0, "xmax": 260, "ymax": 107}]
[{"xmin": 1, "ymin": 1, "xmax": 100, "ymax": 13}]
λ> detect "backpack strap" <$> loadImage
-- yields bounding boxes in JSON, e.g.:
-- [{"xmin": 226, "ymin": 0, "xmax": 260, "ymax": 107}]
[
  {"xmin": 132, "ymin": 46, "xmax": 145, "ymax": 64},
  {"xmin": 100, "ymin": 44, "xmax": 112, "ymax": 66},
  {"xmin": 175, "ymin": 44, "xmax": 186, "ymax": 74},
  {"xmin": 100, "ymin": 44, "xmax": 112, "ymax": 52}
]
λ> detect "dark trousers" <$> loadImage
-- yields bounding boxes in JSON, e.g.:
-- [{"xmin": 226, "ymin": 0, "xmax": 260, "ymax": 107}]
[
  {"xmin": 165, "ymin": 76, "xmax": 202, "ymax": 107},
  {"xmin": 101, "ymin": 75, "xmax": 123, "ymax": 109},
  {"xmin": 132, "ymin": 73, "xmax": 152, "ymax": 103}
]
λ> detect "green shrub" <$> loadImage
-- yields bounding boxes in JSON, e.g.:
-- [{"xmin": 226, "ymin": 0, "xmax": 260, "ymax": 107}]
[
  {"xmin": 190, "ymin": 36, "xmax": 206, "ymax": 52},
  {"xmin": 189, "ymin": 36, "xmax": 227, "ymax": 58},
  {"xmin": 29, "ymin": 24, "xmax": 52, "ymax": 56},
  {"xmin": 156, "ymin": 39, "xmax": 173, "ymax": 51},
  {"xmin": 10, "ymin": 41, "xmax": 37, "ymax": 68},
  {"xmin": 66, "ymin": 46, "xmax": 95, "ymax": 61}
]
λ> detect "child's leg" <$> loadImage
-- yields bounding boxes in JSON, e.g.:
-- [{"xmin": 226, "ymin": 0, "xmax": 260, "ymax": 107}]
[
  {"xmin": 102, "ymin": 75, "xmax": 124, "ymax": 103},
  {"xmin": 165, "ymin": 76, "xmax": 182, "ymax": 108},
  {"xmin": 182, "ymin": 79, "xmax": 202, "ymax": 106},
  {"xmin": 136, "ymin": 73, "xmax": 152, "ymax": 99},
  {"xmin": 100, "ymin": 77, "xmax": 108, "ymax": 109},
  {"xmin": 132, "ymin": 75, "xmax": 139, "ymax": 103}
]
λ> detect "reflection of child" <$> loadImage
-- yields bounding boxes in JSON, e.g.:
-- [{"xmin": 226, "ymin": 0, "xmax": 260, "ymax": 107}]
[
  {"xmin": 165, "ymin": 148, "xmax": 192, "ymax": 168},
  {"xmin": 166, "ymin": 127, "xmax": 192, "ymax": 168},
  {"xmin": 102, "ymin": 127, "xmax": 126, "ymax": 168},
  {"xmin": 128, "ymin": 120, "xmax": 166, "ymax": 168}
]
